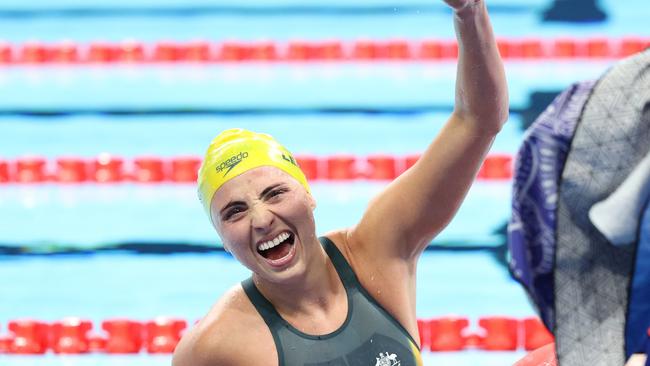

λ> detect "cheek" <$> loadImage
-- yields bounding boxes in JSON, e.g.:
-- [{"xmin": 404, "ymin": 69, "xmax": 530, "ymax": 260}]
[
  {"xmin": 221, "ymin": 231, "xmax": 255, "ymax": 266},
  {"xmin": 281, "ymin": 194, "xmax": 306, "ymax": 211},
  {"xmin": 217, "ymin": 223, "xmax": 246, "ymax": 251},
  {"xmin": 281, "ymin": 194, "xmax": 315, "ymax": 224}
]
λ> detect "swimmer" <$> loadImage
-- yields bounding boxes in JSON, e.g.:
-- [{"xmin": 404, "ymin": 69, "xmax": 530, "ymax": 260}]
[{"xmin": 172, "ymin": 0, "xmax": 508, "ymax": 365}]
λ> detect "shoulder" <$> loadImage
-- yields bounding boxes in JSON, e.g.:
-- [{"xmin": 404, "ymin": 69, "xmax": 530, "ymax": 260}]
[
  {"xmin": 324, "ymin": 230, "xmax": 420, "ymax": 342},
  {"xmin": 322, "ymin": 229, "xmax": 364, "ymax": 272},
  {"xmin": 172, "ymin": 284, "xmax": 278, "ymax": 366},
  {"xmin": 324, "ymin": 228, "xmax": 411, "ymax": 277}
]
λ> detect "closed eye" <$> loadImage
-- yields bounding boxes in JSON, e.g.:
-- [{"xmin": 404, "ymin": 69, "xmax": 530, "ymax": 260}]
[
  {"xmin": 265, "ymin": 187, "xmax": 288, "ymax": 201},
  {"xmin": 270, "ymin": 187, "xmax": 287, "ymax": 197},
  {"xmin": 223, "ymin": 205, "xmax": 246, "ymax": 221}
]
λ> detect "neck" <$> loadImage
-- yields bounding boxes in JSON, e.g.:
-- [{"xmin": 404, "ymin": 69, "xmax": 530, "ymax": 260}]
[{"xmin": 253, "ymin": 239, "xmax": 343, "ymax": 317}]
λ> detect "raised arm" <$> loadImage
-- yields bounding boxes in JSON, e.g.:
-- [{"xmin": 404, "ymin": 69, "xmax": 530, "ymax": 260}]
[{"xmin": 349, "ymin": 0, "xmax": 508, "ymax": 260}]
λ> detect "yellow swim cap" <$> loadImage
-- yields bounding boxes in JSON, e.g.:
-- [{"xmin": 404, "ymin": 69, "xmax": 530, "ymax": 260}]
[{"xmin": 197, "ymin": 128, "xmax": 310, "ymax": 222}]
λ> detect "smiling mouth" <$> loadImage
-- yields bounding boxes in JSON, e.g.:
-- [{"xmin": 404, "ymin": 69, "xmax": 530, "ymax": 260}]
[{"xmin": 257, "ymin": 232, "xmax": 295, "ymax": 261}]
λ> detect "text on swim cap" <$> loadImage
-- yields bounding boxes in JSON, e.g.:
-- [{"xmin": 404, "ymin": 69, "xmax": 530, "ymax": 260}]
[
  {"xmin": 216, "ymin": 152, "xmax": 249, "ymax": 177},
  {"xmin": 281, "ymin": 154, "xmax": 298, "ymax": 167}
]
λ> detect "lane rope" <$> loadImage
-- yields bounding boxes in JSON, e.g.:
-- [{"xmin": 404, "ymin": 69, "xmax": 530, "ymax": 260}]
[
  {"xmin": 0, "ymin": 153, "xmax": 514, "ymax": 184},
  {"xmin": 0, "ymin": 37, "xmax": 648, "ymax": 65},
  {"xmin": 0, "ymin": 316, "xmax": 554, "ymax": 354}
]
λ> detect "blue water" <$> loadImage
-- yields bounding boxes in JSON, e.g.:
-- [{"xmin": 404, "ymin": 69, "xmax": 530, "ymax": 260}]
[
  {"xmin": 0, "ymin": 0, "xmax": 549, "ymax": 9},
  {"xmin": 0, "ymin": 62, "xmax": 614, "ymax": 110},
  {"xmin": 0, "ymin": 112, "xmax": 523, "ymax": 157},
  {"xmin": 0, "ymin": 252, "xmax": 533, "ymax": 320},
  {"xmin": 0, "ymin": 182, "xmax": 512, "ymax": 248},
  {"xmin": 0, "ymin": 0, "xmax": 647, "ymax": 41}
]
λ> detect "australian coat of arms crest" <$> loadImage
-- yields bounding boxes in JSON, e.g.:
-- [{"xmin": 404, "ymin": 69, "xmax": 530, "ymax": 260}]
[{"xmin": 374, "ymin": 352, "xmax": 400, "ymax": 366}]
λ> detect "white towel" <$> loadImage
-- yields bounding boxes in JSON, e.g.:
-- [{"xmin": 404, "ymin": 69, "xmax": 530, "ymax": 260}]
[{"xmin": 589, "ymin": 150, "xmax": 650, "ymax": 246}]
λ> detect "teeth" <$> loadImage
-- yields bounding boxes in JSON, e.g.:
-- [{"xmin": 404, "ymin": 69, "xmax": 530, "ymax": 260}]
[{"xmin": 258, "ymin": 232, "xmax": 290, "ymax": 252}]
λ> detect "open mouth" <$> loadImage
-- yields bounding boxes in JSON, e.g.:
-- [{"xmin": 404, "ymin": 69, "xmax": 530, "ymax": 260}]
[{"xmin": 257, "ymin": 231, "xmax": 295, "ymax": 261}]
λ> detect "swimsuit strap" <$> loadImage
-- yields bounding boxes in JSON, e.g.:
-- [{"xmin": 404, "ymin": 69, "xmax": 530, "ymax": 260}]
[
  {"xmin": 319, "ymin": 236, "xmax": 359, "ymax": 290},
  {"xmin": 241, "ymin": 277, "xmax": 287, "ymax": 365}
]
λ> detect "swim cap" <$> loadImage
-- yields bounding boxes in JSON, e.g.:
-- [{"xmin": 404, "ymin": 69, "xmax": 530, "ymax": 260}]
[{"xmin": 198, "ymin": 128, "xmax": 310, "ymax": 222}]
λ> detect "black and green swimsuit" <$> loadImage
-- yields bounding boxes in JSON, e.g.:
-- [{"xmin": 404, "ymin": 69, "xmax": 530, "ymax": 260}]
[{"xmin": 241, "ymin": 237, "xmax": 423, "ymax": 366}]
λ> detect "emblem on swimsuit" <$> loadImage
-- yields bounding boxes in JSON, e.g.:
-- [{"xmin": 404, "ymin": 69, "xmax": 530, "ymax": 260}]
[{"xmin": 375, "ymin": 352, "xmax": 400, "ymax": 366}]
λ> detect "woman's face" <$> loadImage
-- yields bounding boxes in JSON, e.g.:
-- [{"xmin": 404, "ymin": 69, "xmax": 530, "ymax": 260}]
[{"xmin": 211, "ymin": 166, "xmax": 317, "ymax": 283}]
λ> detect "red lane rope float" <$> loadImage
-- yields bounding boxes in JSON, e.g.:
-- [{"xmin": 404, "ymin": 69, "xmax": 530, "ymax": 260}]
[
  {"xmin": 0, "ymin": 37, "xmax": 648, "ymax": 65},
  {"xmin": 513, "ymin": 342, "xmax": 558, "ymax": 366},
  {"xmin": 102, "ymin": 319, "xmax": 144, "ymax": 354},
  {"xmin": 0, "ymin": 316, "xmax": 552, "ymax": 355},
  {"xmin": 0, "ymin": 153, "xmax": 513, "ymax": 184},
  {"xmin": 417, "ymin": 316, "xmax": 555, "ymax": 353},
  {"xmin": 0, "ymin": 317, "xmax": 187, "ymax": 355}
]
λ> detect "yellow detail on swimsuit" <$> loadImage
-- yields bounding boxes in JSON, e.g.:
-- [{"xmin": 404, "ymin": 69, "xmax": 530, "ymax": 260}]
[
  {"xmin": 197, "ymin": 128, "xmax": 310, "ymax": 222},
  {"xmin": 410, "ymin": 339, "xmax": 424, "ymax": 366}
]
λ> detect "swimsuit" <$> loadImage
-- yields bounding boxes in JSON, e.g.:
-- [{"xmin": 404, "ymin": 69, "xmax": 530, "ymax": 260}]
[{"xmin": 242, "ymin": 236, "xmax": 423, "ymax": 366}]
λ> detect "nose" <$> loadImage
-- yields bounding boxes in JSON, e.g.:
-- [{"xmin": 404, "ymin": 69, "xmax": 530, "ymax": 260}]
[{"xmin": 250, "ymin": 203, "xmax": 274, "ymax": 233}]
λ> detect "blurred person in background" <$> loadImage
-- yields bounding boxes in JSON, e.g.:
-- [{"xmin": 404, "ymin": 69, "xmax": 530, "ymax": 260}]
[
  {"xmin": 173, "ymin": 0, "xmax": 508, "ymax": 364},
  {"xmin": 509, "ymin": 47, "xmax": 650, "ymax": 366}
]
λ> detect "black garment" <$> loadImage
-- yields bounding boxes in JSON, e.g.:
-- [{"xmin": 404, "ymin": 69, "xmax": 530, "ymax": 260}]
[{"xmin": 242, "ymin": 236, "xmax": 422, "ymax": 366}]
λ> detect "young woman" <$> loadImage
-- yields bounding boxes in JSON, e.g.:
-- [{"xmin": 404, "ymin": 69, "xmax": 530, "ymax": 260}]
[{"xmin": 173, "ymin": 1, "xmax": 508, "ymax": 364}]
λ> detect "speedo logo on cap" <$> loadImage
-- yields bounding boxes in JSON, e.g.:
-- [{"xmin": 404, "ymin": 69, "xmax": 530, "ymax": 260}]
[{"xmin": 215, "ymin": 151, "xmax": 249, "ymax": 177}]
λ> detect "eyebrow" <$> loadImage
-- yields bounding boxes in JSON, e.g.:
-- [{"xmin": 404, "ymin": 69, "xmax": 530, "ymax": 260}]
[{"xmin": 218, "ymin": 183, "xmax": 285, "ymax": 218}]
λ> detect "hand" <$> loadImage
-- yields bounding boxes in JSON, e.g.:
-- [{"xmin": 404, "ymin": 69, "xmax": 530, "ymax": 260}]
[
  {"xmin": 624, "ymin": 354, "xmax": 647, "ymax": 366},
  {"xmin": 442, "ymin": 0, "xmax": 481, "ymax": 12}
]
